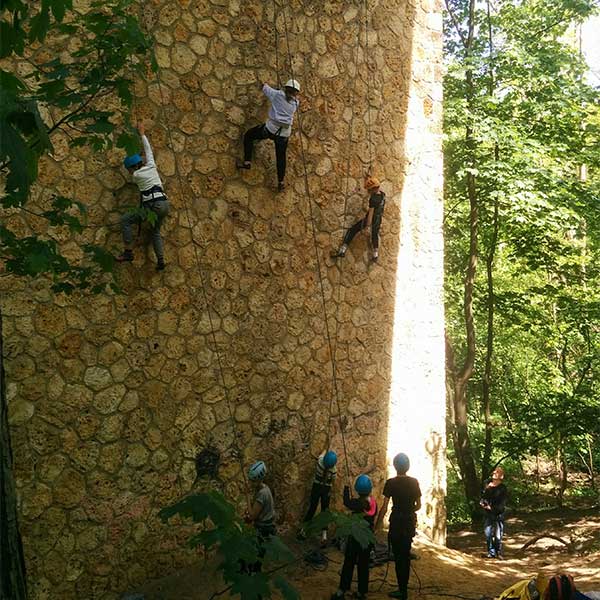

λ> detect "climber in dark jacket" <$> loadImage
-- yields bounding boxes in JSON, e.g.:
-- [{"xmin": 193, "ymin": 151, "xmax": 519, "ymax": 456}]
[{"xmin": 330, "ymin": 475, "xmax": 377, "ymax": 600}]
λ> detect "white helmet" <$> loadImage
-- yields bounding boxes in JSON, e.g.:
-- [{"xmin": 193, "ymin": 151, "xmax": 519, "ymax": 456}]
[
  {"xmin": 284, "ymin": 79, "xmax": 300, "ymax": 92},
  {"xmin": 248, "ymin": 460, "xmax": 267, "ymax": 481}
]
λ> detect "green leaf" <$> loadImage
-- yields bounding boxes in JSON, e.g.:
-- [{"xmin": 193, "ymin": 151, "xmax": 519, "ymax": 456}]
[
  {"xmin": 273, "ymin": 575, "xmax": 300, "ymax": 600},
  {"xmin": 262, "ymin": 536, "xmax": 295, "ymax": 563},
  {"xmin": 29, "ymin": 8, "xmax": 50, "ymax": 42}
]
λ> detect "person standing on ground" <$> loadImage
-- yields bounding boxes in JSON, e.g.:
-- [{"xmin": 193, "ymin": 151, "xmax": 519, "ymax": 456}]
[
  {"xmin": 330, "ymin": 175, "xmax": 386, "ymax": 262},
  {"xmin": 375, "ymin": 453, "xmax": 421, "ymax": 600},
  {"xmin": 244, "ymin": 460, "xmax": 276, "ymax": 575},
  {"xmin": 118, "ymin": 122, "xmax": 169, "ymax": 270},
  {"xmin": 237, "ymin": 79, "xmax": 300, "ymax": 192},
  {"xmin": 480, "ymin": 466, "xmax": 508, "ymax": 559},
  {"xmin": 298, "ymin": 450, "xmax": 337, "ymax": 546},
  {"xmin": 330, "ymin": 474, "xmax": 377, "ymax": 600}
]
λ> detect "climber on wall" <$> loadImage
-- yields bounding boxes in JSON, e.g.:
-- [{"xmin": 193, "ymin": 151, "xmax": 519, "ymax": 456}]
[
  {"xmin": 331, "ymin": 174, "xmax": 386, "ymax": 262},
  {"xmin": 237, "ymin": 79, "xmax": 300, "ymax": 192},
  {"xmin": 297, "ymin": 449, "xmax": 338, "ymax": 546},
  {"xmin": 375, "ymin": 453, "xmax": 421, "ymax": 600},
  {"xmin": 118, "ymin": 122, "xmax": 169, "ymax": 271},
  {"xmin": 330, "ymin": 474, "xmax": 377, "ymax": 600}
]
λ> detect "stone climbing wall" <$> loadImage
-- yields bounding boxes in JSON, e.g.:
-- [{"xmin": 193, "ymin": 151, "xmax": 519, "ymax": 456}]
[{"xmin": 1, "ymin": 0, "xmax": 445, "ymax": 598}]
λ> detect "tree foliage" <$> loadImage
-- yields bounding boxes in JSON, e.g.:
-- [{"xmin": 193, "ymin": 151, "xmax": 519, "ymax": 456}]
[
  {"xmin": 1, "ymin": 0, "xmax": 152, "ymax": 291},
  {"xmin": 159, "ymin": 492, "xmax": 300, "ymax": 600},
  {"xmin": 444, "ymin": 0, "xmax": 600, "ymax": 510}
]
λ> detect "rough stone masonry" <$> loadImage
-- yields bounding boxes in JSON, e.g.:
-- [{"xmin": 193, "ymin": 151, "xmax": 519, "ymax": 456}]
[{"xmin": 1, "ymin": 0, "xmax": 445, "ymax": 597}]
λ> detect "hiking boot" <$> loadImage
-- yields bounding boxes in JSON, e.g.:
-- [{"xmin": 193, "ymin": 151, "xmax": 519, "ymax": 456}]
[
  {"xmin": 277, "ymin": 181, "xmax": 285, "ymax": 192},
  {"xmin": 388, "ymin": 591, "xmax": 407, "ymax": 600},
  {"xmin": 156, "ymin": 259, "xmax": 165, "ymax": 271},
  {"xmin": 296, "ymin": 528, "xmax": 307, "ymax": 541},
  {"xmin": 330, "ymin": 591, "xmax": 345, "ymax": 600},
  {"xmin": 116, "ymin": 250, "xmax": 133, "ymax": 263},
  {"xmin": 236, "ymin": 160, "xmax": 251, "ymax": 170}
]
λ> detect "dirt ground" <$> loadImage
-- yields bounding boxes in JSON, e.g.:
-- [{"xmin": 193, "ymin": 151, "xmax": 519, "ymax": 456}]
[{"xmin": 134, "ymin": 508, "xmax": 600, "ymax": 600}]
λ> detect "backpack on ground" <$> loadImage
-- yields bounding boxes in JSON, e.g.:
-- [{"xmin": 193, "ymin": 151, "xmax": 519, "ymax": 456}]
[
  {"xmin": 497, "ymin": 575, "xmax": 548, "ymax": 600},
  {"xmin": 544, "ymin": 575, "xmax": 576, "ymax": 600}
]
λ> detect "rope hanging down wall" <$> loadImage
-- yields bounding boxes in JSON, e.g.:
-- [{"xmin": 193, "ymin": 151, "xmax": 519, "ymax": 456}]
[
  {"xmin": 279, "ymin": 3, "xmax": 354, "ymax": 485},
  {"xmin": 133, "ymin": 7, "xmax": 251, "ymax": 507}
]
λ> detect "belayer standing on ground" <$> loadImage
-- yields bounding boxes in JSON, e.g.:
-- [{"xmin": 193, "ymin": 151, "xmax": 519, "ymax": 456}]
[
  {"xmin": 244, "ymin": 460, "xmax": 276, "ymax": 572},
  {"xmin": 330, "ymin": 475, "xmax": 377, "ymax": 600},
  {"xmin": 118, "ymin": 122, "xmax": 169, "ymax": 270},
  {"xmin": 331, "ymin": 175, "xmax": 386, "ymax": 262},
  {"xmin": 298, "ymin": 450, "xmax": 337, "ymax": 545},
  {"xmin": 375, "ymin": 453, "xmax": 421, "ymax": 600},
  {"xmin": 237, "ymin": 79, "xmax": 300, "ymax": 192},
  {"xmin": 480, "ymin": 466, "xmax": 508, "ymax": 559}
]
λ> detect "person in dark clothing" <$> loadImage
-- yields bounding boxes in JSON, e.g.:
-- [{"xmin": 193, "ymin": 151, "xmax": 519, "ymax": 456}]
[
  {"xmin": 480, "ymin": 466, "xmax": 508, "ymax": 559},
  {"xmin": 298, "ymin": 450, "xmax": 337, "ymax": 545},
  {"xmin": 331, "ymin": 175, "xmax": 386, "ymax": 262},
  {"xmin": 237, "ymin": 79, "xmax": 300, "ymax": 192},
  {"xmin": 331, "ymin": 475, "xmax": 377, "ymax": 600},
  {"xmin": 375, "ymin": 453, "xmax": 421, "ymax": 600}
]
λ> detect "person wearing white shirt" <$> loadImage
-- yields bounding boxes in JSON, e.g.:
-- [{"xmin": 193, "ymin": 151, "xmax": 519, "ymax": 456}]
[
  {"xmin": 118, "ymin": 123, "xmax": 169, "ymax": 270},
  {"xmin": 237, "ymin": 79, "xmax": 300, "ymax": 192}
]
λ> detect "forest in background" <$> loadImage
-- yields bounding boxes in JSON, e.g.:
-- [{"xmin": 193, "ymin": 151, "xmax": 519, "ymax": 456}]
[{"xmin": 443, "ymin": 0, "xmax": 600, "ymax": 522}]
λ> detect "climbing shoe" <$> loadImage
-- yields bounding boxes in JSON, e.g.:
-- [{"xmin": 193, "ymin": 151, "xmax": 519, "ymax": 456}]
[
  {"xmin": 371, "ymin": 251, "xmax": 379, "ymax": 262},
  {"xmin": 156, "ymin": 259, "xmax": 166, "ymax": 271},
  {"xmin": 116, "ymin": 250, "xmax": 133, "ymax": 263},
  {"xmin": 330, "ymin": 246, "xmax": 347, "ymax": 258},
  {"xmin": 277, "ymin": 181, "xmax": 285, "ymax": 192},
  {"xmin": 236, "ymin": 160, "xmax": 251, "ymax": 170}
]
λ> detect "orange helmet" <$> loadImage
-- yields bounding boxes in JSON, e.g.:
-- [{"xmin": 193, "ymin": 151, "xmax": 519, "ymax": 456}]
[{"xmin": 364, "ymin": 176, "xmax": 380, "ymax": 191}]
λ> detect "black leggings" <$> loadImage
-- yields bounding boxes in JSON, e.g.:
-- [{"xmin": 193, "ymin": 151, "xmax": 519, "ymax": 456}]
[
  {"xmin": 339, "ymin": 537, "xmax": 371, "ymax": 594},
  {"xmin": 303, "ymin": 483, "xmax": 331, "ymax": 522},
  {"xmin": 243, "ymin": 124, "xmax": 289, "ymax": 183},
  {"xmin": 389, "ymin": 533, "xmax": 413, "ymax": 595},
  {"xmin": 343, "ymin": 212, "xmax": 382, "ymax": 250}
]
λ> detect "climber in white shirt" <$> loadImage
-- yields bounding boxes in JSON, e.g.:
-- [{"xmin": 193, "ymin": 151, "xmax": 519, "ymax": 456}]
[
  {"xmin": 237, "ymin": 79, "xmax": 300, "ymax": 192},
  {"xmin": 118, "ymin": 122, "xmax": 169, "ymax": 270}
]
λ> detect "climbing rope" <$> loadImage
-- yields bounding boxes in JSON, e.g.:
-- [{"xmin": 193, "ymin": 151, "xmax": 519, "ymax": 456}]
[
  {"xmin": 272, "ymin": 0, "xmax": 281, "ymax": 88},
  {"xmin": 134, "ymin": 8, "xmax": 251, "ymax": 509},
  {"xmin": 280, "ymin": 4, "xmax": 352, "ymax": 485},
  {"xmin": 363, "ymin": 0, "xmax": 375, "ymax": 171},
  {"xmin": 330, "ymin": 2, "xmax": 370, "ymax": 445}
]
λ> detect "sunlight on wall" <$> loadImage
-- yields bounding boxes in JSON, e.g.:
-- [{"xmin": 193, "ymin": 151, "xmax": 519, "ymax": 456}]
[{"xmin": 386, "ymin": 23, "xmax": 447, "ymax": 543}]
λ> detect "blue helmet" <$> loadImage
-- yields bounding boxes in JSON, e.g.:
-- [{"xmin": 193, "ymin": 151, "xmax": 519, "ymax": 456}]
[
  {"xmin": 248, "ymin": 460, "xmax": 267, "ymax": 481},
  {"xmin": 123, "ymin": 153, "xmax": 142, "ymax": 169},
  {"xmin": 354, "ymin": 474, "xmax": 372, "ymax": 495},
  {"xmin": 393, "ymin": 453, "xmax": 410, "ymax": 473},
  {"xmin": 323, "ymin": 450, "xmax": 337, "ymax": 469}
]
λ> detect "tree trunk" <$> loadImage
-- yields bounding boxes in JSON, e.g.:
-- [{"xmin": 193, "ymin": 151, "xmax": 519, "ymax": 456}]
[
  {"xmin": 446, "ymin": 337, "xmax": 480, "ymax": 506},
  {"xmin": 481, "ymin": 0, "xmax": 499, "ymax": 486},
  {"xmin": 0, "ymin": 307, "xmax": 28, "ymax": 599},
  {"xmin": 557, "ymin": 433, "xmax": 567, "ymax": 508},
  {"xmin": 444, "ymin": 0, "xmax": 481, "ymax": 508}
]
